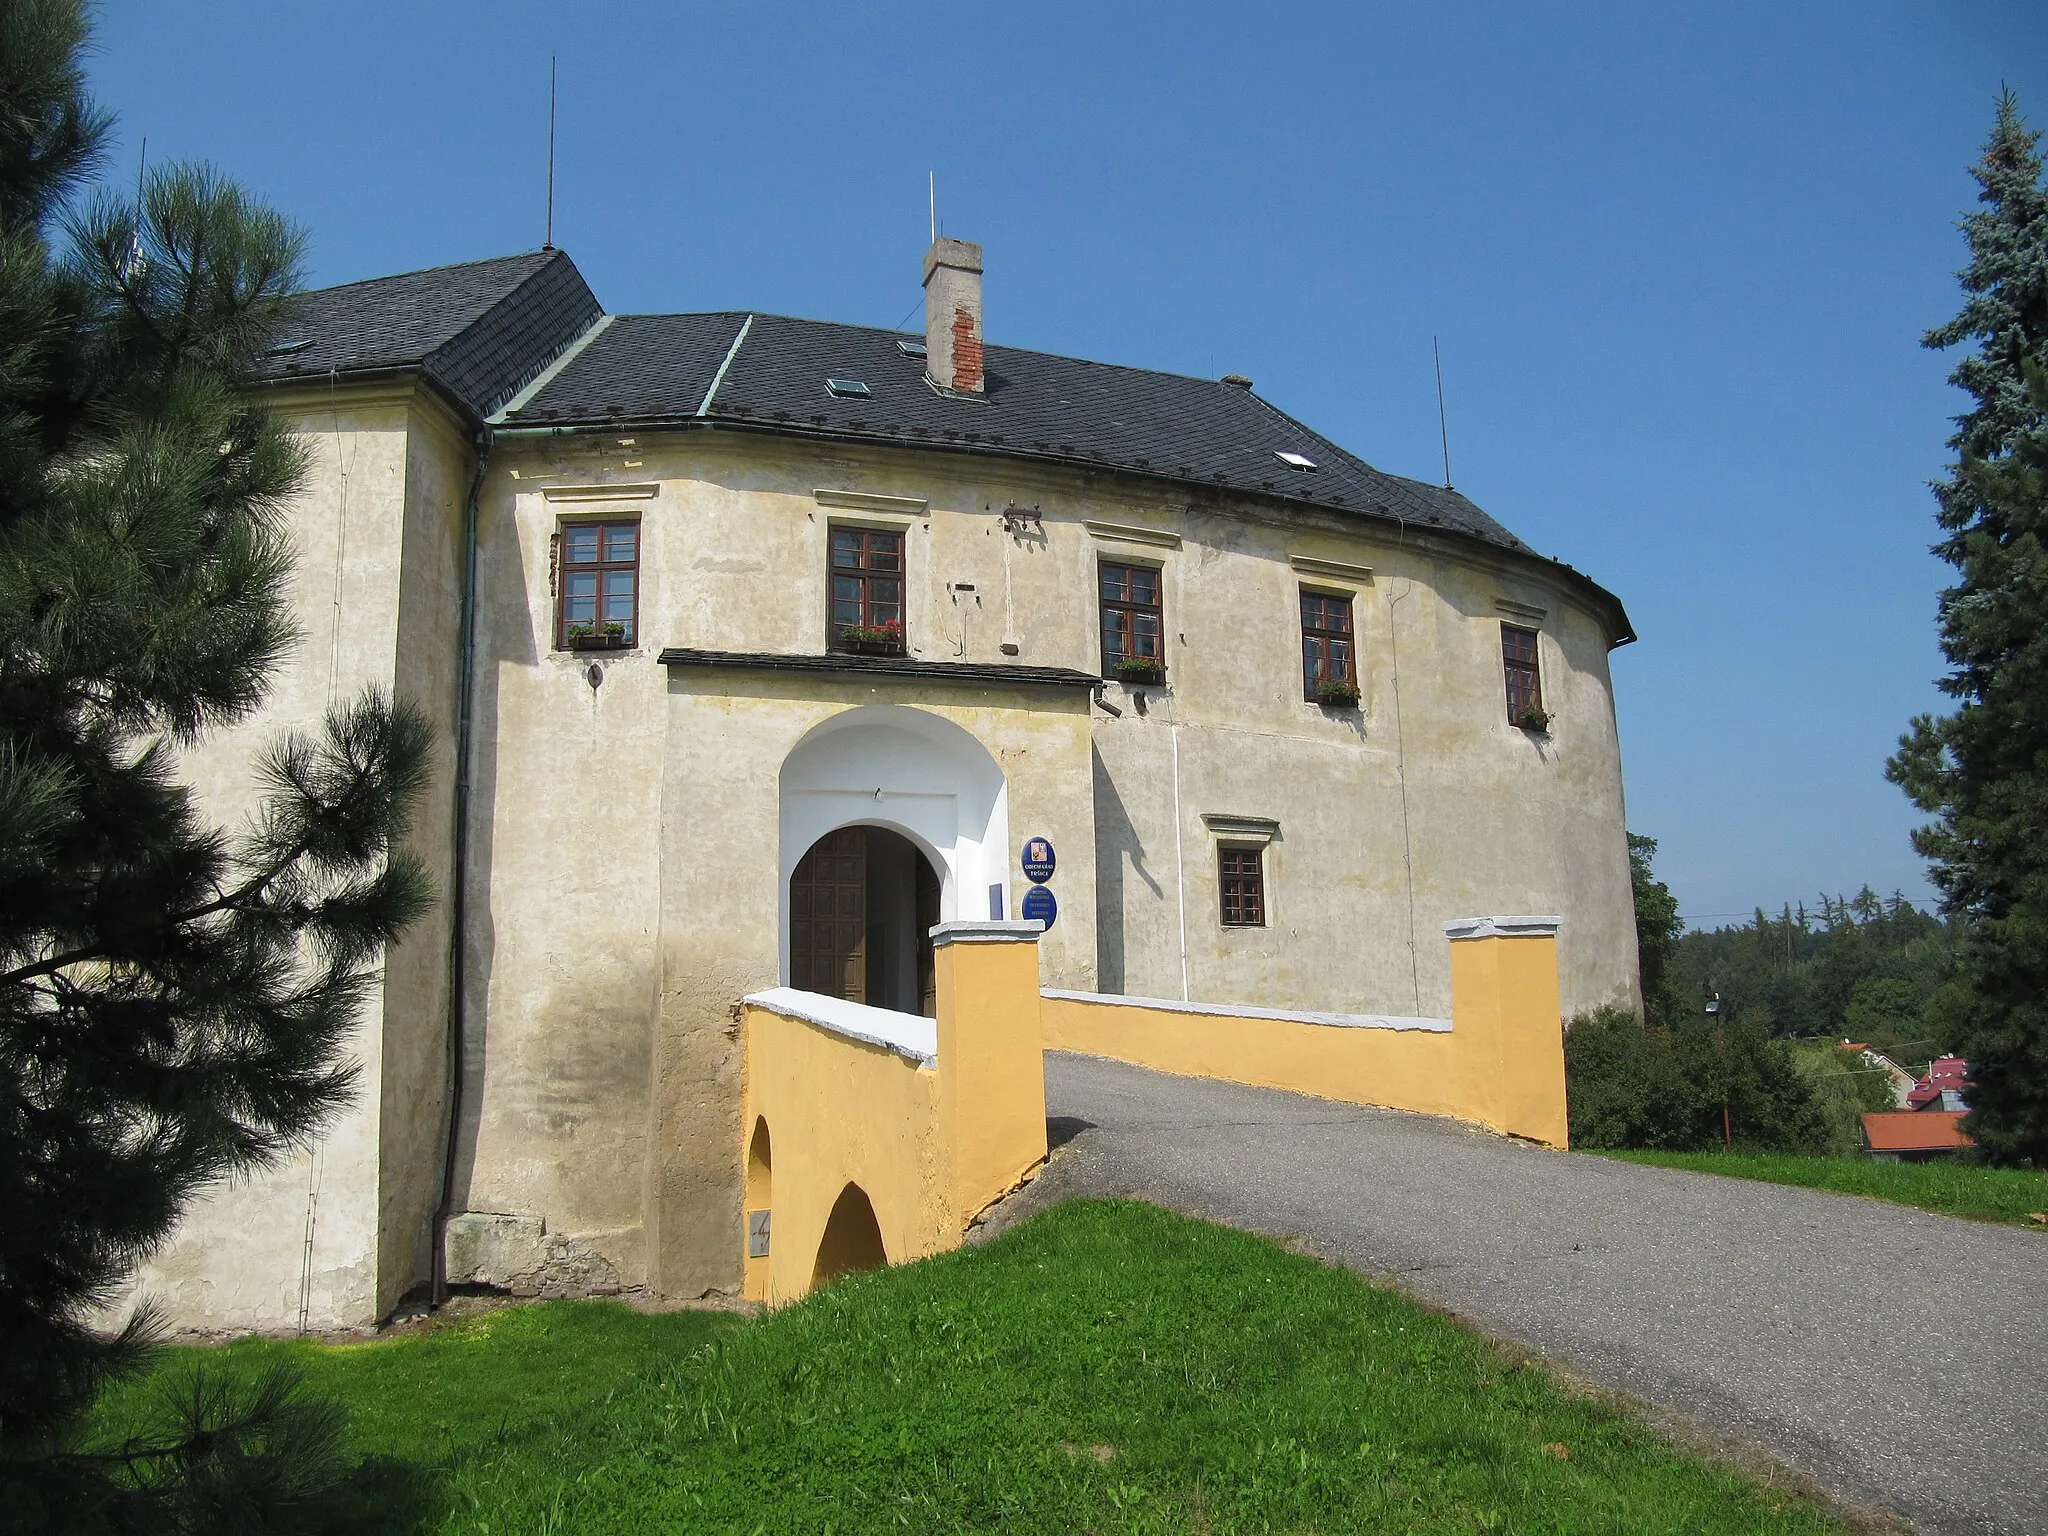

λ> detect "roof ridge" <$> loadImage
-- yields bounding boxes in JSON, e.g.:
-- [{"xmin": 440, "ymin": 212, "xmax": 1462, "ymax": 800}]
[
  {"xmin": 299, "ymin": 248, "xmax": 560, "ymax": 299},
  {"xmin": 608, "ymin": 308, "xmax": 1256, "ymax": 393}
]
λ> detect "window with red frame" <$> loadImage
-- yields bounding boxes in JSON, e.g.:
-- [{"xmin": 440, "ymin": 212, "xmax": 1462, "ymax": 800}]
[
  {"xmin": 830, "ymin": 527, "xmax": 905, "ymax": 649},
  {"xmin": 556, "ymin": 521, "xmax": 638, "ymax": 646},
  {"xmin": 1099, "ymin": 561, "xmax": 1163, "ymax": 677},
  {"xmin": 1501, "ymin": 624, "xmax": 1543, "ymax": 722},
  {"xmin": 1300, "ymin": 591, "xmax": 1355, "ymax": 699},
  {"xmin": 1219, "ymin": 846, "xmax": 1265, "ymax": 927}
]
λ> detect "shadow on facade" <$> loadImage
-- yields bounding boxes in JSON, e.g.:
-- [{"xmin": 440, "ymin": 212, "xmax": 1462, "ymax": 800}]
[{"xmin": 1091, "ymin": 742, "xmax": 1159, "ymax": 995}]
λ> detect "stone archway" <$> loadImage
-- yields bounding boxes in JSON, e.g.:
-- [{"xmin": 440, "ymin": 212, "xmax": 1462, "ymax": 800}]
[
  {"xmin": 743, "ymin": 1118, "xmax": 773, "ymax": 1302},
  {"xmin": 778, "ymin": 705, "xmax": 1008, "ymax": 998},
  {"xmin": 788, "ymin": 825, "xmax": 942, "ymax": 1014},
  {"xmin": 811, "ymin": 1182, "xmax": 887, "ymax": 1287}
]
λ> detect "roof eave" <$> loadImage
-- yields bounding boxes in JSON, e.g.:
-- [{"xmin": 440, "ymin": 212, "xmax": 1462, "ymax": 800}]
[
  {"xmin": 504, "ymin": 410, "xmax": 1639, "ymax": 652},
  {"xmin": 249, "ymin": 361, "xmax": 483, "ymax": 431}
]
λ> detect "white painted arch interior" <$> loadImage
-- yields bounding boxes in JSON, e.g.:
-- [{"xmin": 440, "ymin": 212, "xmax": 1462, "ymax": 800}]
[{"xmin": 777, "ymin": 704, "xmax": 1010, "ymax": 986}]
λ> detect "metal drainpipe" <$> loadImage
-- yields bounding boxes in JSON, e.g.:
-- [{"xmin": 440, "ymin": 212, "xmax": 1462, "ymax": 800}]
[{"xmin": 430, "ymin": 425, "xmax": 492, "ymax": 1308}]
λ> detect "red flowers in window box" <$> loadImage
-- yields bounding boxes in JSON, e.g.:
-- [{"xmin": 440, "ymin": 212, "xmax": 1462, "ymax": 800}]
[
  {"xmin": 1514, "ymin": 704, "xmax": 1552, "ymax": 732},
  {"xmin": 838, "ymin": 620, "xmax": 905, "ymax": 656}
]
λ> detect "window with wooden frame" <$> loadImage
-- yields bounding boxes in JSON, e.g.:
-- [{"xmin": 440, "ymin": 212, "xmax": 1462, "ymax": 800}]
[
  {"xmin": 830, "ymin": 526, "xmax": 905, "ymax": 652},
  {"xmin": 1300, "ymin": 590, "xmax": 1356, "ymax": 701},
  {"xmin": 1501, "ymin": 623, "xmax": 1544, "ymax": 726},
  {"xmin": 556, "ymin": 520, "xmax": 639, "ymax": 648},
  {"xmin": 1099, "ymin": 560, "xmax": 1164, "ymax": 680},
  {"xmin": 1219, "ymin": 846, "xmax": 1265, "ymax": 927}
]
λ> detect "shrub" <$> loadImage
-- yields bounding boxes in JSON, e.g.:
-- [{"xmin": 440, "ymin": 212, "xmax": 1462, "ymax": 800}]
[{"xmin": 1565, "ymin": 1007, "xmax": 1831, "ymax": 1153}]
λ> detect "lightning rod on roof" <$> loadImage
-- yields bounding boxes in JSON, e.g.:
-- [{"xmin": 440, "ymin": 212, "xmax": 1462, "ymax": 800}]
[
  {"xmin": 1433, "ymin": 335, "xmax": 1453, "ymax": 490},
  {"xmin": 544, "ymin": 56, "xmax": 557, "ymax": 251}
]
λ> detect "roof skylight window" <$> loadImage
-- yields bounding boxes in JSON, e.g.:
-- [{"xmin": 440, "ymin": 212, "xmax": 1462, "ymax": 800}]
[
  {"xmin": 1275, "ymin": 450, "xmax": 1319, "ymax": 472},
  {"xmin": 267, "ymin": 337, "xmax": 313, "ymax": 356},
  {"xmin": 826, "ymin": 377, "xmax": 872, "ymax": 398},
  {"xmin": 896, "ymin": 339, "xmax": 927, "ymax": 359}
]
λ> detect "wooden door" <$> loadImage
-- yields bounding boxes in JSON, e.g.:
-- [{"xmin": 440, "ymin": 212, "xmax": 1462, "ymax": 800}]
[{"xmin": 791, "ymin": 827, "xmax": 867, "ymax": 1001}]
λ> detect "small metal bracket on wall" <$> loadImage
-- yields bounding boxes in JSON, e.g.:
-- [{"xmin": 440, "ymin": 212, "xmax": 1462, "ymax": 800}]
[{"xmin": 999, "ymin": 503, "xmax": 1043, "ymax": 538}]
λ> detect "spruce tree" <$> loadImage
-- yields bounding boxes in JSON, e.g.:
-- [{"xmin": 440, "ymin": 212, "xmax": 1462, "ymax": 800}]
[
  {"xmin": 1887, "ymin": 92, "xmax": 2048, "ymax": 1164},
  {"xmin": 0, "ymin": 0, "xmax": 432, "ymax": 1515},
  {"xmin": 1626, "ymin": 832, "xmax": 1681, "ymax": 1023}
]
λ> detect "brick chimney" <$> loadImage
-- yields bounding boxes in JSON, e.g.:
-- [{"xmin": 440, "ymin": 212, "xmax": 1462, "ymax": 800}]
[{"xmin": 923, "ymin": 237, "xmax": 984, "ymax": 394}]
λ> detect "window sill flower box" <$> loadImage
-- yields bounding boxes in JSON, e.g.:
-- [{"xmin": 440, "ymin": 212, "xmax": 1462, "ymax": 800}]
[
  {"xmin": 837, "ymin": 622, "xmax": 905, "ymax": 657},
  {"xmin": 1514, "ymin": 706, "xmax": 1552, "ymax": 733},
  {"xmin": 1313, "ymin": 678, "xmax": 1361, "ymax": 708},
  {"xmin": 1113, "ymin": 656, "xmax": 1167, "ymax": 687},
  {"xmin": 565, "ymin": 623, "xmax": 630, "ymax": 651}
]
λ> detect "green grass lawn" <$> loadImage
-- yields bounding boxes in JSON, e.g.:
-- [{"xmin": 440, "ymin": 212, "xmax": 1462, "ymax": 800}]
[
  {"xmin": 91, "ymin": 1200, "xmax": 1853, "ymax": 1534},
  {"xmin": 1595, "ymin": 1149, "xmax": 2048, "ymax": 1226}
]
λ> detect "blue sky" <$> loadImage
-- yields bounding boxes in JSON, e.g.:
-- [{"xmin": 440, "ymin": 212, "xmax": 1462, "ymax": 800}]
[{"xmin": 87, "ymin": 1, "xmax": 2048, "ymax": 925}]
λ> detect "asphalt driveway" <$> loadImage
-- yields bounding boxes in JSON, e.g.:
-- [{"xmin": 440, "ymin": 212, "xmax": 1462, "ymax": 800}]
[{"xmin": 981, "ymin": 1053, "xmax": 2047, "ymax": 1536}]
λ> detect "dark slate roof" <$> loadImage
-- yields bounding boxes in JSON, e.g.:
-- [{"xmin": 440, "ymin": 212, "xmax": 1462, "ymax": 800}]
[
  {"xmin": 256, "ymin": 250, "xmax": 601, "ymax": 421},
  {"xmin": 256, "ymin": 250, "xmax": 1631, "ymax": 641},
  {"xmin": 507, "ymin": 310, "xmax": 1533, "ymax": 556}
]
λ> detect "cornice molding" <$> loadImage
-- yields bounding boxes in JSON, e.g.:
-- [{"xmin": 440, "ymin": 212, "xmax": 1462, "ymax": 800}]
[
  {"xmin": 542, "ymin": 483, "xmax": 660, "ymax": 503},
  {"xmin": 1290, "ymin": 554, "xmax": 1375, "ymax": 587},
  {"xmin": 1200, "ymin": 813, "xmax": 1280, "ymax": 846},
  {"xmin": 1085, "ymin": 518, "xmax": 1182, "ymax": 550},
  {"xmin": 814, "ymin": 488, "xmax": 928, "ymax": 515}
]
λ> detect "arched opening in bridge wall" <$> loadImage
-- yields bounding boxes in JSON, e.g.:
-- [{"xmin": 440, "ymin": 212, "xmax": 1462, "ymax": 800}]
[
  {"xmin": 789, "ymin": 825, "xmax": 943, "ymax": 1014},
  {"xmin": 743, "ymin": 1118, "xmax": 773, "ymax": 1301},
  {"xmin": 779, "ymin": 705, "xmax": 1008, "ymax": 1003},
  {"xmin": 811, "ymin": 1182, "xmax": 887, "ymax": 1288}
]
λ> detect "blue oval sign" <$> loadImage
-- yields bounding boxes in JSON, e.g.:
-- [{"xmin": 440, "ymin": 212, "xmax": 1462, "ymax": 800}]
[
  {"xmin": 1021, "ymin": 837, "xmax": 1057, "ymax": 884},
  {"xmin": 1020, "ymin": 884, "xmax": 1058, "ymax": 932}
]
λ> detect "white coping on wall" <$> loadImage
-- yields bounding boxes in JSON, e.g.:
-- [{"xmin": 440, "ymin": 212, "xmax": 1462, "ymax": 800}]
[
  {"xmin": 743, "ymin": 987, "xmax": 938, "ymax": 1066},
  {"xmin": 929, "ymin": 919, "xmax": 1045, "ymax": 947},
  {"xmin": 1443, "ymin": 915, "xmax": 1563, "ymax": 941},
  {"xmin": 1042, "ymin": 989, "xmax": 1451, "ymax": 1033}
]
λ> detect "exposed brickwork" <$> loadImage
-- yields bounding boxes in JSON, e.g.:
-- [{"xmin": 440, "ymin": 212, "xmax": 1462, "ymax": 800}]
[{"xmin": 951, "ymin": 308, "xmax": 984, "ymax": 392}]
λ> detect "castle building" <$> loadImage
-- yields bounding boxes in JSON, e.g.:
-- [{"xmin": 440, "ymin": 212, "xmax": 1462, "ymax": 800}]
[{"xmin": 135, "ymin": 240, "xmax": 1638, "ymax": 1328}]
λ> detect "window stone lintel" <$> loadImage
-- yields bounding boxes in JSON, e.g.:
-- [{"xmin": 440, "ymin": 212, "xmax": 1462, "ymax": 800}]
[
  {"xmin": 1290, "ymin": 554, "xmax": 1374, "ymax": 587},
  {"xmin": 1086, "ymin": 519, "xmax": 1182, "ymax": 550},
  {"xmin": 1201, "ymin": 813, "xmax": 1279, "ymax": 847}
]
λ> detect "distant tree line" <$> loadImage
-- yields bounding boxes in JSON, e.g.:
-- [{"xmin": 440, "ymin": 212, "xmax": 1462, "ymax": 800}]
[
  {"xmin": 1567, "ymin": 839, "xmax": 1934, "ymax": 1157},
  {"xmin": 1662, "ymin": 890, "xmax": 1961, "ymax": 1062}
]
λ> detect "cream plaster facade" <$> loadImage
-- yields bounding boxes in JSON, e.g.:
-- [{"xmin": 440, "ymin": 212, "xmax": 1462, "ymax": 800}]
[{"xmin": 123, "ymin": 250, "xmax": 1638, "ymax": 1332}]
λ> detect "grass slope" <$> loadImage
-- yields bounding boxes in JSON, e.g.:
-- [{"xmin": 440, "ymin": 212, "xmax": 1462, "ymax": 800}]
[
  {"xmin": 1595, "ymin": 1150, "xmax": 2048, "ymax": 1226},
  {"xmin": 94, "ymin": 1200, "xmax": 1851, "ymax": 1534}
]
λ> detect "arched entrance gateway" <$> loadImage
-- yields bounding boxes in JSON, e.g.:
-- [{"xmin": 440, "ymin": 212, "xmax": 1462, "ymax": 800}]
[
  {"xmin": 779, "ymin": 705, "xmax": 1009, "ymax": 1012},
  {"xmin": 790, "ymin": 826, "xmax": 941, "ymax": 1013}
]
